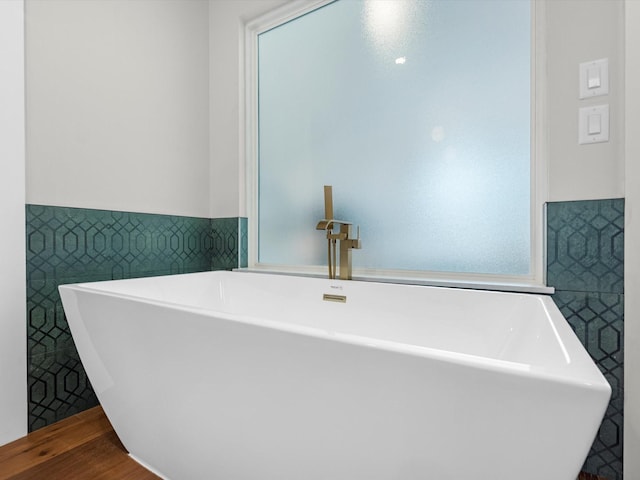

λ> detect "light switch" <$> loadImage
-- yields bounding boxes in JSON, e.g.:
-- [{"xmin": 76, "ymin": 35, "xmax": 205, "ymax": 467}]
[
  {"xmin": 579, "ymin": 58, "xmax": 609, "ymax": 99},
  {"xmin": 588, "ymin": 113, "xmax": 601, "ymax": 135},
  {"xmin": 579, "ymin": 104, "xmax": 609, "ymax": 144},
  {"xmin": 587, "ymin": 66, "xmax": 601, "ymax": 89}
]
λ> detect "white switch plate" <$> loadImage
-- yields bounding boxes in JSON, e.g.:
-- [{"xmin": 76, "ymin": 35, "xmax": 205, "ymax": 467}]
[
  {"xmin": 579, "ymin": 58, "xmax": 609, "ymax": 99},
  {"xmin": 579, "ymin": 104, "xmax": 609, "ymax": 144}
]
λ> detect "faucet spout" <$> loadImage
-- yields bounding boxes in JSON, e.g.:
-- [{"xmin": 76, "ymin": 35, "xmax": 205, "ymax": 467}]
[
  {"xmin": 316, "ymin": 220, "xmax": 333, "ymax": 231},
  {"xmin": 316, "ymin": 219, "xmax": 352, "ymax": 231}
]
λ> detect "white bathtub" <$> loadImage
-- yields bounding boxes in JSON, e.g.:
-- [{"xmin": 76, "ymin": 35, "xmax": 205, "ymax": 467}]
[{"xmin": 59, "ymin": 271, "xmax": 610, "ymax": 480}]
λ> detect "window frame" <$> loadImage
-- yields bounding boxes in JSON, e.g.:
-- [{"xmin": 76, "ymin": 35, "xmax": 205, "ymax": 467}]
[{"xmin": 244, "ymin": 0, "xmax": 550, "ymax": 294}]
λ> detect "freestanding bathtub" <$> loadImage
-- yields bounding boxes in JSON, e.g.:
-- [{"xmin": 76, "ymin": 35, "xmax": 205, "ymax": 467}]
[{"xmin": 59, "ymin": 271, "xmax": 610, "ymax": 480}]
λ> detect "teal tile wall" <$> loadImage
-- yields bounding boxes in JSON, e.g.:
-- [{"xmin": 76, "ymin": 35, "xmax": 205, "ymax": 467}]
[
  {"xmin": 211, "ymin": 217, "xmax": 243, "ymax": 270},
  {"xmin": 547, "ymin": 198, "xmax": 624, "ymax": 480},
  {"xmin": 26, "ymin": 205, "xmax": 244, "ymax": 431},
  {"xmin": 27, "ymin": 198, "xmax": 625, "ymax": 480},
  {"xmin": 239, "ymin": 217, "xmax": 248, "ymax": 268}
]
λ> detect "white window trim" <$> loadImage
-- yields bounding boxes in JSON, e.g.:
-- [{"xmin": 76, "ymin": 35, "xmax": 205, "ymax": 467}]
[{"xmin": 243, "ymin": 0, "xmax": 551, "ymax": 294}]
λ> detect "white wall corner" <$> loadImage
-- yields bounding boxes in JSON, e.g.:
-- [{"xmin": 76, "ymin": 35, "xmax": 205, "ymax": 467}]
[
  {"xmin": 546, "ymin": 0, "xmax": 625, "ymax": 202},
  {"xmin": 208, "ymin": 0, "xmax": 289, "ymax": 219},
  {"xmin": 0, "ymin": 0, "xmax": 28, "ymax": 446},
  {"xmin": 624, "ymin": 1, "xmax": 640, "ymax": 478}
]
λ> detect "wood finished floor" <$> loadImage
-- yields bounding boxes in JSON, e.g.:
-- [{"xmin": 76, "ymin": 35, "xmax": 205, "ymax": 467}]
[
  {"xmin": 0, "ymin": 406, "xmax": 609, "ymax": 479},
  {"xmin": 0, "ymin": 406, "xmax": 159, "ymax": 479}
]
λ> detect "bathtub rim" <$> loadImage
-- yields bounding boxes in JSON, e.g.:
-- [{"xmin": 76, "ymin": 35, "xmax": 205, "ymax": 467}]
[
  {"xmin": 235, "ymin": 266, "xmax": 556, "ymax": 295},
  {"xmin": 58, "ymin": 271, "xmax": 611, "ymax": 396}
]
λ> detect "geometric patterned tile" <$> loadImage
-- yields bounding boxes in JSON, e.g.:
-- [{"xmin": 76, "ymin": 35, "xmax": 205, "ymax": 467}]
[
  {"xmin": 211, "ymin": 217, "xmax": 242, "ymax": 270},
  {"xmin": 239, "ymin": 217, "xmax": 248, "ymax": 268},
  {"xmin": 25, "ymin": 204, "xmax": 223, "ymax": 432},
  {"xmin": 26, "ymin": 205, "xmax": 216, "ymax": 283},
  {"xmin": 553, "ymin": 290, "xmax": 624, "ymax": 480},
  {"xmin": 553, "ymin": 291, "xmax": 624, "ymax": 367},
  {"xmin": 547, "ymin": 199, "xmax": 624, "ymax": 294},
  {"xmin": 24, "ymin": 198, "xmax": 626, "ymax": 480},
  {"xmin": 547, "ymin": 199, "xmax": 625, "ymax": 480},
  {"xmin": 28, "ymin": 342, "xmax": 99, "ymax": 431}
]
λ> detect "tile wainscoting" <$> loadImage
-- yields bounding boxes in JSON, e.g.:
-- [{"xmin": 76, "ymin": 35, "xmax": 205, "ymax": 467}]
[
  {"xmin": 24, "ymin": 200, "xmax": 625, "ymax": 480},
  {"xmin": 25, "ymin": 205, "xmax": 245, "ymax": 431},
  {"xmin": 211, "ymin": 216, "xmax": 248, "ymax": 270},
  {"xmin": 547, "ymin": 199, "xmax": 624, "ymax": 480}
]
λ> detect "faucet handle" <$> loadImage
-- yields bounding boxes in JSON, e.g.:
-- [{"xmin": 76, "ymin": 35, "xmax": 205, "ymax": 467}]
[
  {"xmin": 347, "ymin": 225, "xmax": 362, "ymax": 249},
  {"xmin": 324, "ymin": 185, "xmax": 334, "ymax": 220}
]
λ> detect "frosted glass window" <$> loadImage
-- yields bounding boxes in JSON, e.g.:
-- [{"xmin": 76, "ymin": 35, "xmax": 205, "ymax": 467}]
[{"xmin": 258, "ymin": 0, "xmax": 531, "ymax": 276}]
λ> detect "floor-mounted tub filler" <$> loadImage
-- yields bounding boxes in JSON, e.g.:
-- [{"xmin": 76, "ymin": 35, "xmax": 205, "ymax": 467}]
[{"xmin": 59, "ymin": 271, "xmax": 610, "ymax": 480}]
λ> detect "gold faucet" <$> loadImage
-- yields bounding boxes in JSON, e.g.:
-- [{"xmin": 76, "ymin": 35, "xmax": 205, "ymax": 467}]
[{"xmin": 315, "ymin": 185, "xmax": 361, "ymax": 280}]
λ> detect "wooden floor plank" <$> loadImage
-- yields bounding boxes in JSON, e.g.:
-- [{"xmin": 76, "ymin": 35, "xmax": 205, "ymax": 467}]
[
  {"xmin": 7, "ymin": 431, "xmax": 158, "ymax": 480},
  {"xmin": 0, "ymin": 407, "xmax": 159, "ymax": 480},
  {"xmin": 0, "ymin": 407, "xmax": 114, "ymax": 479},
  {"xmin": 577, "ymin": 473, "xmax": 608, "ymax": 480}
]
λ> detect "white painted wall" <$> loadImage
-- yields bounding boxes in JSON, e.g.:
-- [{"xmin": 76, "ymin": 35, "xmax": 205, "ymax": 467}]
[
  {"xmin": 624, "ymin": 1, "xmax": 640, "ymax": 478},
  {"xmin": 209, "ymin": 0, "xmax": 288, "ymax": 218},
  {"xmin": 546, "ymin": 0, "xmax": 625, "ymax": 202},
  {"xmin": 25, "ymin": 0, "xmax": 624, "ymax": 216},
  {"xmin": 26, "ymin": 0, "xmax": 211, "ymax": 218},
  {"xmin": 0, "ymin": 0, "xmax": 28, "ymax": 446}
]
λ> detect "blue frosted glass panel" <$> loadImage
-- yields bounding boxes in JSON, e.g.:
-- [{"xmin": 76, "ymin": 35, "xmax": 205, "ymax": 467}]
[{"xmin": 258, "ymin": 0, "xmax": 531, "ymax": 275}]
